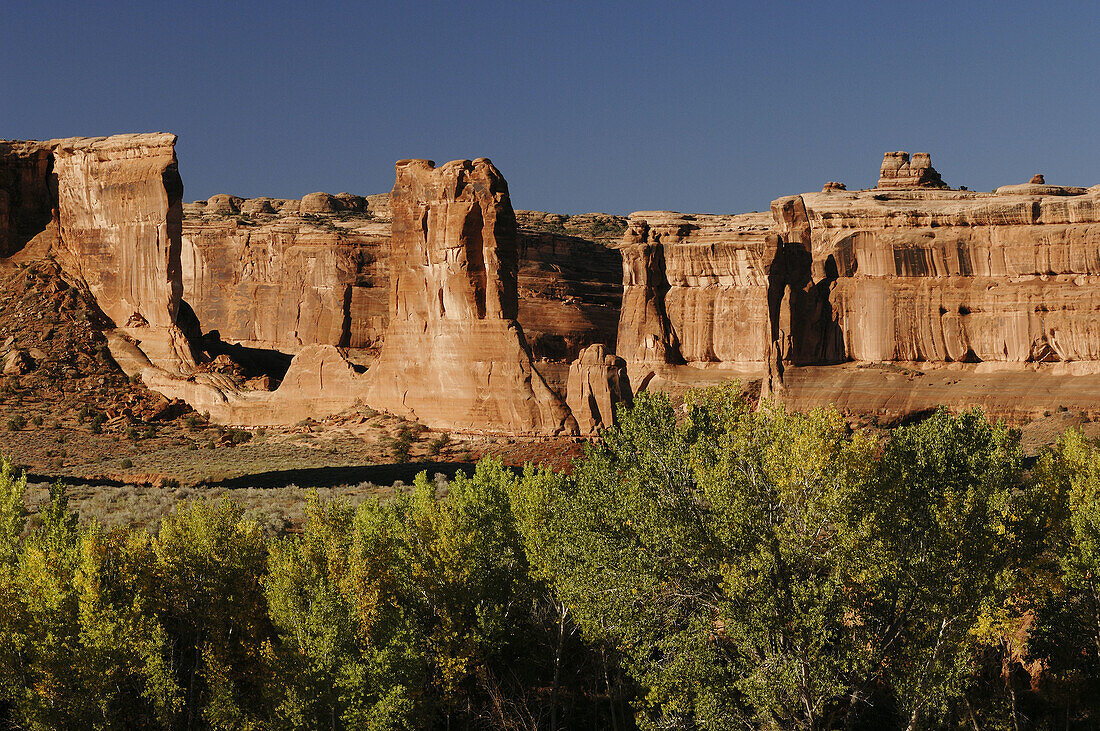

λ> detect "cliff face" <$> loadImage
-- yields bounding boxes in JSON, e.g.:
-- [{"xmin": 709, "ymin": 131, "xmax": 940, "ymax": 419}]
[
  {"xmin": 181, "ymin": 210, "xmax": 389, "ymax": 350},
  {"xmin": 12, "ymin": 135, "xmax": 1100, "ymax": 431},
  {"xmin": 0, "ymin": 141, "xmax": 54, "ymax": 258},
  {"xmin": 362, "ymin": 159, "xmax": 575, "ymax": 434},
  {"xmin": 51, "ymin": 134, "xmax": 184, "ymax": 329},
  {"xmin": 179, "ymin": 202, "xmax": 623, "ymax": 360},
  {"xmin": 796, "ymin": 186, "xmax": 1100, "ymax": 365},
  {"xmin": 514, "ymin": 211, "xmax": 624, "ymax": 362},
  {"xmin": 615, "ymin": 211, "xmax": 775, "ymax": 368},
  {"xmin": 615, "ymin": 154, "xmax": 1100, "ymax": 410}
]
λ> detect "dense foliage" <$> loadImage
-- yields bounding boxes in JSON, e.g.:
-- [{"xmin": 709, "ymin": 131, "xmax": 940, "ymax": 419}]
[{"xmin": 2, "ymin": 386, "xmax": 1100, "ymax": 729}]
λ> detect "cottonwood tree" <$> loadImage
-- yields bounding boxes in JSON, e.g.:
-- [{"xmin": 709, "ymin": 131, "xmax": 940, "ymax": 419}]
[
  {"xmin": 1027, "ymin": 430, "xmax": 1100, "ymax": 725},
  {"xmin": 518, "ymin": 386, "xmax": 881, "ymax": 730},
  {"xmin": 866, "ymin": 408, "xmax": 1034, "ymax": 731}
]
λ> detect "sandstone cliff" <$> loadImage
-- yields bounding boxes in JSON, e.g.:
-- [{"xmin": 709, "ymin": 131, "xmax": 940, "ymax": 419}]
[
  {"xmin": 181, "ymin": 206, "xmax": 389, "ymax": 350},
  {"xmin": 0, "ymin": 141, "xmax": 54, "ymax": 258},
  {"xmin": 50, "ymin": 134, "xmax": 184, "ymax": 330},
  {"xmin": 1, "ymin": 134, "xmax": 194, "ymax": 374},
  {"xmin": 613, "ymin": 154, "xmax": 1100, "ymax": 418},
  {"xmin": 179, "ymin": 201, "xmax": 624, "ymax": 362},
  {"xmin": 362, "ymin": 159, "xmax": 575, "ymax": 434}
]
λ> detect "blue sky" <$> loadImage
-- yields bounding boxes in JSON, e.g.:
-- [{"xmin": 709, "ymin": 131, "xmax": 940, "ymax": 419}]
[{"xmin": 3, "ymin": 1, "xmax": 1098, "ymax": 214}]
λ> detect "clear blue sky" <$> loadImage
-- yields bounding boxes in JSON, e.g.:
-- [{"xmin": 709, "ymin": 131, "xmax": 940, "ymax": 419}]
[{"xmin": 4, "ymin": 1, "xmax": 1098, "ymax": 214}]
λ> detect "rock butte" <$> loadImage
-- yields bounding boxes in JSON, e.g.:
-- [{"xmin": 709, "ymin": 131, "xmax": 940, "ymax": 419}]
[{"xmin": 5, "ymin": 137, "xmax": 1100, "ymax": 430}]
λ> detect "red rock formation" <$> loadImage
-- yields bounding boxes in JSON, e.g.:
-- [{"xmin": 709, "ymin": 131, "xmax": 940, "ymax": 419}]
[
  {"xmin": 566, "ymin": 344, "xmax": 631, "ymax": 434},
  {"xmin": 614, "ymin": 154, "xmax": 1100, "ymax": 419},
  {"xmin": 0, "ymin": 141, "xmax": 54, "ymax": 258},
  {"xmin": 877, "ymin": 151, "xmax": 947, "ymax": 189},
  {"xmin": 49, "ymin": 134, "xmax": 185, "ymax": 330},
  {"xmin": 363, "ymin": 159, "xmax": 574, "ymax": 434},
  {"xmin": 615, "ymin": 211, "xmax": 774, "ymax": 372},
  {"xmin": 181, "ymin": 210, "xmax": 388, "ymax": 350}
]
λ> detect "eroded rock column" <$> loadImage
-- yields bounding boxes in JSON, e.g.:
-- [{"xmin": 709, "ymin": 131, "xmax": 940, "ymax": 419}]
[{"xmin": 363, "ymin": 158, "xmax": 575, "ymax": 434}]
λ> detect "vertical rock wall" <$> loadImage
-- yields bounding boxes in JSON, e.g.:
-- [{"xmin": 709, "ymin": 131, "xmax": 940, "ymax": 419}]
[
  {"xmin": 181, "ymin": 216, "xmax": 388, "ymax": 350},
  {"xmin": 51, "ymin": 134, "xmax": 184, "ymax": 329},
  {"xmin": 0, "ymin": 141, "xmax": 55, "ymax": 258}
]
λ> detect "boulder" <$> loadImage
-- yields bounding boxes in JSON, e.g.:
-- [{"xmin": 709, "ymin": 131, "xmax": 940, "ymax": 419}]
[
  {"xmin": 3, "ymin": 349, "xmax": 33, "ymax": 375},
  {"xmin": 334, "ymin": 192, "xmax": 367, "ymax": 212},
  {"xmin": 205, "ymin": 194, "xmax": 243, "ymax": 214},
  {"xmin": 300, "ymin": 191, "xmax": 339, "ymax": 213},
  {"xmin": 566, "ymin": 344, "xmax": 631, "ymax": 434},
  {"xmin": 240, "ymin": 197, "xmax": 277, "ymax": 214}
]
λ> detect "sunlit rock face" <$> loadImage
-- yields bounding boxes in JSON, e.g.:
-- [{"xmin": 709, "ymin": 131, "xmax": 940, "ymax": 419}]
[
  {"xmin": 181, "ymin": 207, "xmax": 390, "ymax": 350},
  {"xmin": 48, "ymin": 134, "xmax": 185, "ymax": 329},
  {"xmin": 615, "ymin": 210, "xmax": 776, "ymax": 369},
  {"xmin": 363, "ymin": 158, "xmax": 575, "ymax": 434},
  {"xmin": 616, "ymin": 156, "xmax": 1100, "ymax": 388},
  {"xmin": 566, "ymin": 343, "xmax": 631, "ymax": 435}
]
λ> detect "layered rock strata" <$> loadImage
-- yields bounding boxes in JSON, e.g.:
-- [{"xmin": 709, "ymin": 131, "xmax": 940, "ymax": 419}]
[
  {"xmin": 179, "ymin": 202, "xmax": 624, "ymax": 361},
  {"xmin": 362, "ymin": 159, "xmax": 575, "ymax": 434},
  {"xmin": 615, "ymin": 211, "xmax": 775, "ymax": 371},
  {"xmin": 615, "ymin": 156, "xmax": 1100, "ymax": 417},
  {"xmin": 181, "ymin": 209, "xmax": 389, "ymax": 350},
  {"xmin": 877, "ymin": 151, "xmax": 947, "ymax": 189}
]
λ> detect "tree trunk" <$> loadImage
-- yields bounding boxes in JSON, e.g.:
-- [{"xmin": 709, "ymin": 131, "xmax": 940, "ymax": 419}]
[
  {"xmin": 550, "ymin": 602, "xmax": 567, "ymax": 731},
  {"xmin": 905, "ymin": 617, "xmax": 949, "ymax": 731}
]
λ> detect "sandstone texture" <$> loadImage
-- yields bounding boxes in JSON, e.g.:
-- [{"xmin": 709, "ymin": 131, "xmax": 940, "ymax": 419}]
[
  {"xmin": 876, "ymin": 151, "xmax": 947, "ymax": 189},
  {"xmin": 613, "ymin": 153, "xmax": 1100, "ymax": 420},
  {"xmin": 616, "ymin": 210, "xmax": 775, "ymax": 372},
  {"xmin": 362, "ymin": 159, "xmax": 574, "ymax": 434},
  {"xmin": 566, "ymin": 344, "xmax": 631, "ymax": 434},
  {"xmin": 12, "ymin": 134, "xmax": 1100, "ymax": 433},
  {"xmin": 181, "ymin": 202, "xmax": 389, "ymax": 350},
  {"xmin": 50, "ymin": 134, "xmax": 184, "ymax": 330},
  {"xmin": 1, "ymin": 134, "xmax": 194, "ymax": 376}
]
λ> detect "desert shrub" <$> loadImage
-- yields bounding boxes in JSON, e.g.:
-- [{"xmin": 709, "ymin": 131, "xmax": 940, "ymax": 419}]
[
  {"xmin": 30, "ymin": 415, "xmax": 43, "ymax": 427},
  {"xmin": 6, "ymin": 415, "xmax": 26, "ymax": 431},
  {"xmin": 227, "ymin": 428, "xmax": 251, "ymax": 445},
  {"xmin": 89, "ymin": 413, "xmax": 107, "ymax": 434},
  {"xmin": 427, "ymin": 432, "xmax": 452, "ymax": 456},
  {"xmin": 183, "ymin": 413, "xmax": 201, "ymax": 431},
  {"xmin": 120, "ymin": 458, "xmax": 133, "ymax": 469},
  {"xmin": 390, "ymin": 439, "xmax": 411, "ymax": 464}
]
